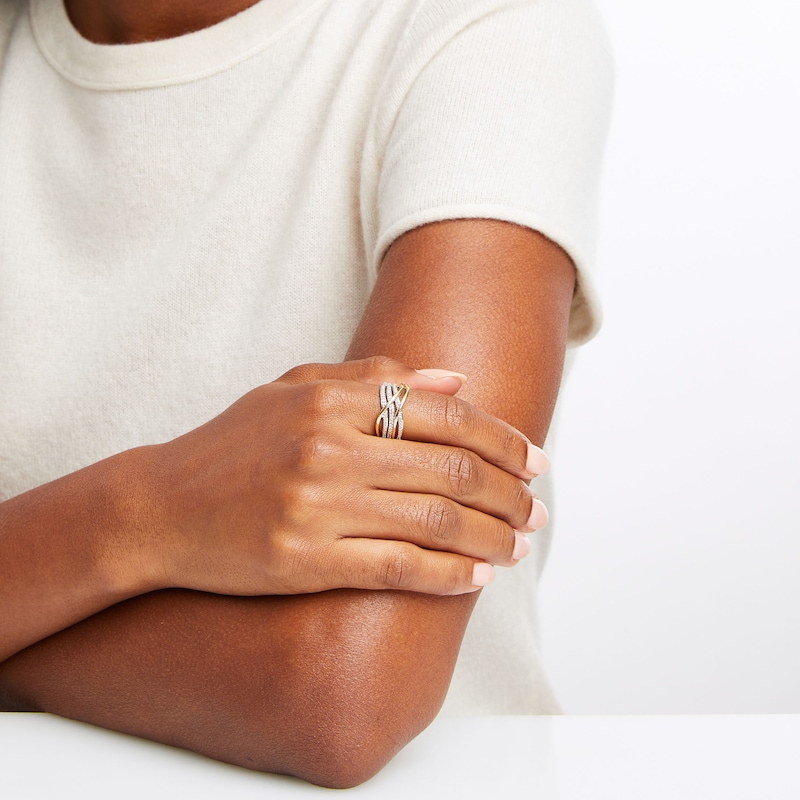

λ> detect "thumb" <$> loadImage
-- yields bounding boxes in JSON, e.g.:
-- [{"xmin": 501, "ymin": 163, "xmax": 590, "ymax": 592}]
[
  {"xmin": 410, "ymin": 367, "xmax": 469, "ymax": 395},
  {"xmin": 279, "ymin": 356, "xmax": 467, "ymax": 395}
]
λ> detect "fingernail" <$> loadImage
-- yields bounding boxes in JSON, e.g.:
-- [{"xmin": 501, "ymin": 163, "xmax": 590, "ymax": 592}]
[
  {"xmin": 416, "ymin": 368, "xmax": 468, "ymax": 383},
  {"xmin": 526, "ymin": 443, "xmax": 551, "ymax": 477},
  {"xmin": 527, "ymin": 499, "xmax": 549, "ymax": 531},
  {"xmin": 513, "ymin": 532, "xmax": 531, "ymax": 561},
  {"xmin": 472, "ymin": 563, "xmax": 496, "ymax": 587}
]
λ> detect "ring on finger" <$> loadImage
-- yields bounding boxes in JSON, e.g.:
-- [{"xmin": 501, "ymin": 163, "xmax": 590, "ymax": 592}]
[{"xmin": 375, "ymin": 383, "xmax": 410, "ymax": 439}]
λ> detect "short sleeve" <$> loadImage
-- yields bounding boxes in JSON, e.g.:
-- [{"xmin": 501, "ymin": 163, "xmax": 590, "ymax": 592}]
[{"xmin": 361, "ymin": 0, "xmax": 614, "ymax": 345}]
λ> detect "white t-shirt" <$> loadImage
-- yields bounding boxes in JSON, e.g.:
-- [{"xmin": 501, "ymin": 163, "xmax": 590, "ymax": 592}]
[{"xmin": 0, "ymin": 0, "xmax": 613, "ymax": 713}]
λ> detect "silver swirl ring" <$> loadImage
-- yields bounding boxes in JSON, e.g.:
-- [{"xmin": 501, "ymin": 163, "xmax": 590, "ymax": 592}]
[{"xmin": 375, "ymin": 383, "xmax": 410, "ymax": 439}]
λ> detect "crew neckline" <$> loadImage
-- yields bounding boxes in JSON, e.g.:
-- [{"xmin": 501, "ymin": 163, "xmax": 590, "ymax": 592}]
[{"xmin": 30, "ymin": 0, "xmax": 327, "ymax": 90}]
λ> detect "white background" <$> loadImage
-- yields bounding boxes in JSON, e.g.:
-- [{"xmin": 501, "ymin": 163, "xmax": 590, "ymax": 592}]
[{"xmin": 541, "ymin": 0, "xmax": 800, "ymax": 713}]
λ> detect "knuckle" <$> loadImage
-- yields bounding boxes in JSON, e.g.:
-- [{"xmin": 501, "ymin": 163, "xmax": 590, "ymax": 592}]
[
  {"xmin": 303, "ymin": 380, "xmax": 341, "ymax": 417},
  {"xmin": 513, "ymin": 481, "xmax": 534, "ymax": 526},
  {"xmin": 380, "ymin": 544, "xmax": 416, "ymax": 589},
  {"xmin": 280, "ymin": 362, "xmax": 321, "ymax": 384},
  {"xmin": 499, "ymin": 425, "xmax": 521, "ymax": 462},
  {"xmin": 439, "ymin": 557, "xmax": 466, "ymax": 595},
  {"xmin": 440, "ymin": 394, "xmax": 467, "ymax": 431},
  {"xmin": 363, "ymin": 354, "xmax": 397, "ymax": 374},
  {"xmin": 360, "ymin": 355, "xmax": 413, "ymax": 384},
  {"xmin": 294, "ymin": 428, "xmax": 339, "ymax": 472},
  {"xmin": 444, "ymin": 448, "xmax": 480, "ymax": 498},
  {"xmin": 423, "ymin": 497, "xmax": 460, "ymax": 545}
]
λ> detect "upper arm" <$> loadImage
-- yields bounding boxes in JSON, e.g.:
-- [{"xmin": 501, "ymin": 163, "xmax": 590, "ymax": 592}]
[{"xmin": 351, "ymin": 218, "xmax": 576, "ymax": 441}]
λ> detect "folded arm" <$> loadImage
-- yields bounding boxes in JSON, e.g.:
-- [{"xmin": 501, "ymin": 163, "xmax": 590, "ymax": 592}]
[{"xmin": 0, "ymin": 219, "xmax": 575, "ymax": 787}]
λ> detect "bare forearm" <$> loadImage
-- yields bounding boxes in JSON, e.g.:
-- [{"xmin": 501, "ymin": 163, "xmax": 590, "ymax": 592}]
[
  {"xmin": 0, "ymin": 587, "xmax": 474, "ymax": 787},
  {"xmin": 0, "ymin": 448, "xmax": 157, "ymax": 662}
]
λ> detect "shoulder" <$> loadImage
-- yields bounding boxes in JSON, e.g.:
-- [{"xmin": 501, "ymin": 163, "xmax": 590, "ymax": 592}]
[
  {"xmin": 379, "ymin": 0, "xmax": 614, "ymax": 118},
  {"xmin": 399, "ymin": 0, "xmax": 613, "ymax": 49},
  {"xmin": 371, "ymin": 0, "xmax": 614, "ymax": 147}
]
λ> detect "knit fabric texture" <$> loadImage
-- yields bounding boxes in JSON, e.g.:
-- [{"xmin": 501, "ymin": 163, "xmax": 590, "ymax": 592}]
[{"xmin": 0, "ymin": 0, "xmax": 613, "ymax": 713}]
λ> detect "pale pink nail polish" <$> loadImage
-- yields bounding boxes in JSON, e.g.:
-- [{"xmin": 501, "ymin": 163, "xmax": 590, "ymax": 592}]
[
  {"xmin": 472, "ymin": 563, "xmax": 496, "ymax": 587},
  {"xmin": 512, "ymin": 532, "xmax": 531, "ymax": 561},
  {"xmin": 526, "ymin": 443, "xmax": 551, "ymax": 477},
  {"xmin": 415, "ymin": 368, "xmax": 468, "ymax": 382},
  {"xmin": 527, "ymin": 499, "xmax": 549, "ymax": 531}
]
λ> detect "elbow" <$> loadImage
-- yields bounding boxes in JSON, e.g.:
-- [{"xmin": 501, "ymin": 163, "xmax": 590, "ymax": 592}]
[
  {"xmin": 256, "ymin": 698, "xmax": 439, "ymax": 789},
  {"xmin": 223, "ymin": 590, "xmax": 465, "ymax": 787},
  {"xmin": 276, "ymin": 650, "xmax": 448, "ymax": 786},
  {"xmin": 237, "ymin": 659, "xmax": 445, "ymax": 788},
  {"xmin": 287, "ymin": 720, "xmax": 414, "ymax": 789}
]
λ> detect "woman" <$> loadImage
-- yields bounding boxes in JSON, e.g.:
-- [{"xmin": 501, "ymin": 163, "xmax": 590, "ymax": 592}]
[{"xmin": 0, "ymin": 0, "xmax": 613, "ymax": 787}]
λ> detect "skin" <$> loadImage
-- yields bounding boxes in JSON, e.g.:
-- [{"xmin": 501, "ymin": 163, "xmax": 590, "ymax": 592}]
[
  {"xmin": 0, "ymin": 220, "xmax": 575, "ymax": 787},
  {"xmin": 1, "ymin": 2, "xmax": 577, "ymax": 789},
  {"xmin": 63, "ymin": 0, "xmax": 264, "ymax": 44},
  {"xmin": 0, "ymin": 362, "xmax": 539, "ymax": 663}
]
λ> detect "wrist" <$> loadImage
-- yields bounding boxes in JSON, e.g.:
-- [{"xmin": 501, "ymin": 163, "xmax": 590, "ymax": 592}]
[{"xmin": 98, "ymin": 444, "xmax": 170, "ymax": 596}]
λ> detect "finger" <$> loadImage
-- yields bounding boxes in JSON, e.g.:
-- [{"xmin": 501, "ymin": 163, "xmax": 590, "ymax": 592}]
[
  {"xmin": 319, "ymin": 486, "xmax": 531, "ymax": 566},
  {"xmin": 329, "ymin": 538, "xmax": 496, "ymax": 595},
  {"xmin": 360, "ymin": 491, "xmax": 524, "ymax": 567},
  {"xmin": 278, "ymin": 355, "xmax": 466, "ymax": 396},
  {"xmin": 356, "ymin": 436, "xmax": 536, "ymax": 533},
  {"xmin": 348, "ymin": 382, "xmax": 543, "ymax": 481},
  {"xmin": 323, "ymin": 487, "xmax": 517, "ymax": 565}
]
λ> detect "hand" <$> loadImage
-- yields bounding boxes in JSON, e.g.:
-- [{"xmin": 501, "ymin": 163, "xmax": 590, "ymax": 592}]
[{"xmin": 135, "ymin": 357, "xmax": 549, "ymax": 596}]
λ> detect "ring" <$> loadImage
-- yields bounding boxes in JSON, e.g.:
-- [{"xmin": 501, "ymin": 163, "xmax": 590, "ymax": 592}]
[{"xmin": 375, "ymin": 383, "xmax": 410, "ymax": 439}]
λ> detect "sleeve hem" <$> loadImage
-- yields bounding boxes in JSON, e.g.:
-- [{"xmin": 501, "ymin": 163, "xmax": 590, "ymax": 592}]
[{"xmin": 371, "ymin": 203, "xmax": 603, "ymax": 346}]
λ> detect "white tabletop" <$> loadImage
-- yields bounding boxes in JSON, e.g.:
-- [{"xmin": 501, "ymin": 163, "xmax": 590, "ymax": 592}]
[{"xmin": 2, "ymin": 713, "xmax": 799, "ymax": 799}]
